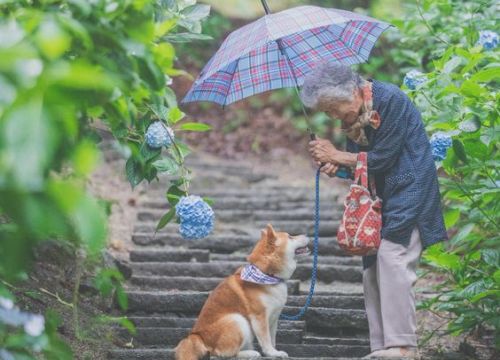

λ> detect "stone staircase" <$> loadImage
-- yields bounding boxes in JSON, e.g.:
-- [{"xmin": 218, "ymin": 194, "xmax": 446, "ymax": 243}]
[{"xmin": 108, "ymin": 155, "xmax": 373, "ymax": 360}]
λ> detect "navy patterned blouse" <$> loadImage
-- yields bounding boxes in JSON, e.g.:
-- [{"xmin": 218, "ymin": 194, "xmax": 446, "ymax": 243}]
[{"xmin": 346, "ymin": 79, "xmax": 448, "ymax": 269}]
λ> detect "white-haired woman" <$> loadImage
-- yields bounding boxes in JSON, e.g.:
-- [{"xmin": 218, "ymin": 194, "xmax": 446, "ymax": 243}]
[{"xmin": 301, "ymin": 63, "xmax": 447, "ymax": 359}]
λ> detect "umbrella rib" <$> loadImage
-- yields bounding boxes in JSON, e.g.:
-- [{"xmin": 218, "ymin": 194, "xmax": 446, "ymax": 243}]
[
  {"xmin": 223, "ymin": 57, "xmax": 241, "ymax": 107},
  {"xmin": 276, "ymin": 39, "xmax": 301, "ymax": 91}
]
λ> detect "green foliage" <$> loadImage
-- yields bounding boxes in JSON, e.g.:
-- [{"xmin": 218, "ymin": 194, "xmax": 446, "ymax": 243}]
[
  {"xmin": 395, "ymin": 0, "xmax": 499, "ymax": 347},
  {"xmin": 0, "ymin": 0, "xmax": 212, "ymax": 356},
  {"xmin": 93, "ymin": 268, "xmax": 128, "ymax": 311},
  {"xmin": 0, "ymin": 295, "xmax": 73, "ymax": 359}
]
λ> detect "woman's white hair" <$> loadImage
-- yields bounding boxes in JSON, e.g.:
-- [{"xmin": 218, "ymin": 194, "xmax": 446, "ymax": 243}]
[{"xmin": 300, "ymin": 62, "xmax": 366, "ymax": 108}]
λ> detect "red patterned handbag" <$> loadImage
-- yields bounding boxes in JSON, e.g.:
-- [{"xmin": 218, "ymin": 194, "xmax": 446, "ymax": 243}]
[{"xmin": 337, "ymin": 152, "xmax": 382, "ymax": 256}]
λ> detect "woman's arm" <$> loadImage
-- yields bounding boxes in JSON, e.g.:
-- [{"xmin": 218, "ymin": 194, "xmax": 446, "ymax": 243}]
[
  {"xmin": 308, "ymin": 139, "xmax": 357, "ymax": 167},
  {"xmin": 309, "ymin": 92, "xmax": 410, "ymax": 173}
]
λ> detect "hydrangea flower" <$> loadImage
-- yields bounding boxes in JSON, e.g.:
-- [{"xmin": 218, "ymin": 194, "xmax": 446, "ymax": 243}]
[
  {"xmin": 145, "ymin": 121, "xmax": 174, "ymax": 149},
  {"xmin": 0, "ymin": 296, "xmax": 14, "ymax": 310},
  {"xmin": 175, "ymin": 195, "xmax": 215, "ymax": 239},
  {"xmin": 24, "ymin": 314, "xmax": 45, "ymax": 337},
  {"xmin": 430, "ymin": 133, "xmax": 452, "ymax": 161},
  {"xmin": 403, "ymin": 70, "xmax": 427, "ymax": 90},
  {"xmin": 476, "ymin": 30, "xmax": 498, "ymax": 50}
]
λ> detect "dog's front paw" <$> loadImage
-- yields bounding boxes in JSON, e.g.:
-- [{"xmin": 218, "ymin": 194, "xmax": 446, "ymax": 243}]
[
  {"xmin": 264, "ymin": 349, "xmax": 288, "ymax": 358},
  {"xmin": 237, "ymin": 350, "xmax": 261, "ymax": 358}
]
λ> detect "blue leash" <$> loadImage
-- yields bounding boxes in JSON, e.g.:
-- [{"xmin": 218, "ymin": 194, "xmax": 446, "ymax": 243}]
[{"xmin": 280, "ymin": 168, "xmax": 320, "ymax": 320}]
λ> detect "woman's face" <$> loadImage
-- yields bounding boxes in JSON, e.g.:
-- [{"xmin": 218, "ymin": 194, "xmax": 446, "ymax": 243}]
[{"xmin": 319, "ymin": 88, "xmax": 364, "ymax": 127}]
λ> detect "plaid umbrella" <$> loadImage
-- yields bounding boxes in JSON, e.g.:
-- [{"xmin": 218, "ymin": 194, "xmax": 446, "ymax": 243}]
[{"xmin": 182, "ymin": 5, "xmax": 393, "ymax": 106}]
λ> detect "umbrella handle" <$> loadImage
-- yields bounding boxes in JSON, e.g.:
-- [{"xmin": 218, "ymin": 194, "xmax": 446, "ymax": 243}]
[{"xmin": 309, "ymin": 132, "xmax": 352, "ymax": 179}]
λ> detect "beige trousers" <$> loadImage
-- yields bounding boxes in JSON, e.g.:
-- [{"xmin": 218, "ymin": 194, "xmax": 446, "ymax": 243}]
[{"xmin": 363, "ymin": 228, "xmax": 422, "ymax": 351}]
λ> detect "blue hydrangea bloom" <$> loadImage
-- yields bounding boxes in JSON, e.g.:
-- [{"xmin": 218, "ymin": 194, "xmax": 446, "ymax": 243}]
[
  {"xmin": 476, "ymin": 30, "xmax": 498, "ymax": 50},
  {"xmin": 175, "ymin": 195, "xmax": 214, "ymax": 240},
  {"xmin": 145, "ymin": 121, "xmax": 174, "ymax": 148},
  {"xmin": 403, "ymin": 70, "xmax": 426, "ymax": 90},
  {"xmin": 430, "ymin": 133, "xmax": 452, "ymax": 161}
]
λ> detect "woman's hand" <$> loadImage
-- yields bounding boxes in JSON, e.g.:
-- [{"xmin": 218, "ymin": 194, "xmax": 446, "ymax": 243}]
[
  {"xmin": 308, "ymin": 137, "xmax": 339, "ymax": 164},
  {"xmin": 319, "ymin": 163, "xmax": 339, "ymax": 177}
]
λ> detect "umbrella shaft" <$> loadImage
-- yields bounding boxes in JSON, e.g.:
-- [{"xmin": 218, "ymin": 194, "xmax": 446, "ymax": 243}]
[{"xmin": 260, "ymin": 0, "xmax": 271, "ymax": 14}]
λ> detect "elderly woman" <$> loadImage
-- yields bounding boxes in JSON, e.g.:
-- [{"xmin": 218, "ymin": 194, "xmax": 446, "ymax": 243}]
[{"xmin": 301, "ymin": 63, "xmax": 447, "ymax": 359}]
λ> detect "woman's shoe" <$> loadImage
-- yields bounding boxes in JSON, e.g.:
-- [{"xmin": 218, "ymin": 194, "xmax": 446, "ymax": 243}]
[{"xmin": 363, "ymin": 347, "xmax": 420, "ymax": 359}]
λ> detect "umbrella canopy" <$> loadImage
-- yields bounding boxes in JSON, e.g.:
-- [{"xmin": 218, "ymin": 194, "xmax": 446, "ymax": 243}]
[{"xmin": 182, "ymin": 5, "xmax": 393, "ymax": 106}]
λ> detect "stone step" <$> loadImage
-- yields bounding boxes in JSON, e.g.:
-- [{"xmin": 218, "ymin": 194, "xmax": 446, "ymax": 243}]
[
  {"xmin": 132, "ymin": 234, "xmax": 350, "ymax": 257},
  {"xmin": 108, "ymin": 343, "xmax": 370, "ymax": 359},
  {"xmin": 254, "ymin": 220, "xmax": 339, "ymax": 237},
  {"xmin": 124, "ymin": 316, "xmax": 305, "ymax": 330},
  {"xmin": 129, "ymin": 249, "xmax": 209, "ymax": 263},
  {"xmin": 130, "ymin": 261, "xmax": 362, "ymax": 283},
  {"xmin": 133, "ymin": 220, "xmax": 340, "ymax": 237},
  {"xmin": 128, "ymin": 276, "xmax": 300, "ymax": 294},
  {"xmin": 117, "ymin": 327, "xmax": 304, "ymax": 346},
  {"xmin": 108, "ymin": 348, "xmax": 365, "ymax": 359},
  {"xmin": 137, "ymin": 208, "xmax": 341, "ymax": 222},
  {"xmin": 303, "ymin": 307, "xmax": 368, "ymax": 333},
  {"xmin": 303, "ymin": 335, "xmax": 369, "ymax": 346},
  {"xmin": 301, "ymin": 281, "xmax": 364, "ymax": 296},
  {"xmin": 132, "ymin": 233, "xmax": 257, "ymax": 253},
  {"xmin": 143, "ymin": 188, "xmax": 336, "ymax": 202},
  {"xmin": 141, "ymin": 198, "xmax": 339, "ymax": 211},
  {"xmin": 125, "ymin": 292, "xmax": 366, "ymax": 318},
  {"xmin": 209, "ymin": 253, "xmax": 361, "ymax": 267}
]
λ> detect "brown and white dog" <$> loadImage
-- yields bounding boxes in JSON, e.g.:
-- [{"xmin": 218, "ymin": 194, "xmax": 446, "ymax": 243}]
[{"xmin": 175, "ymin": 224, "xmax": 310, "ymax": 359}]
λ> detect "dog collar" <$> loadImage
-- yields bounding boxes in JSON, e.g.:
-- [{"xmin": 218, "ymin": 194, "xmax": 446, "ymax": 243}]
[{"xmin": 240, "ymin": 264, "xmax": 284, "ymax": 285}]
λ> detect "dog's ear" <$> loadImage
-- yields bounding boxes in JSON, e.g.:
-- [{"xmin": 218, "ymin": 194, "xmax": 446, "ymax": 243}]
[{"xmin": 264, "ymin": 224, "xmax": 277, "ymax": 244}]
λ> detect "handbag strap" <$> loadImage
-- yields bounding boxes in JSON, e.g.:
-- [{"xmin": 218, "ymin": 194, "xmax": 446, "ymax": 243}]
[
  {"xmin": 369, "ymin": 175, "xmax": 377, "ymax": 197},
  {"xmin": 354, "ymin": 152, "xmax": 368, "ymax": 188},
  {"xmin": 354, "ymin": 152, "xmax": 378, "ymax": 197}
]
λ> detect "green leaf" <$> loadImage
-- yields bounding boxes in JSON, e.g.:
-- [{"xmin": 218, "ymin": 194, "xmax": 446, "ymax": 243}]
[
  {"xmin": 459, "ymin": 280, "xmax": 488, "ymax": 300},
  {"xmin": 444, "ymin": 208, "xmax": 460, "ymax": 228},
  {"xmin": 452, "ymin": 139, "xmax": 468, "ymax": 163},
  {"xmin": 168, "ymin": 107, "xmax": 185, "ymax": 123},
  {"xmin": 452, "ymin": 223, "xmax": 474, "ymax": 245},
  {"xmin": 202, "ymin": 197, "xmax": 215, "ymax": 206},
  {"xmin": 182, "ymin": 4, "xmax": 211, "ymax": 21},
  {"xmin": 3, "ymin": 96, "xmax": 58, "ymax": 190},
  {"xmin": 125, "ymin": 157, "xmax": 144, "ymax": 189},
  {"xmin": 458, "ymin": 118, "xmax": 480, "ymax": 133},
  {"xmin": 443, "ymin": 56, "xmax": 462, "ymax": 74},
  {"xmin": 152, "ymin": 157, "xmax": 179, "ymax": 174},
  {"xmin": 166, "ymin": 185, "xmax": 186, "ymax": 206},
  {"xmin": 494, "ymin": 269, "xmax": 500, "ymax": 284},
  {"xmin": 423, "ymin": 243, "xmax": 462, "ymax": 271},
  {"xmin": 36, "ymin": 19, "xmax": 71, "ymax": 59},
  {"xmin": 164, "ymin": 87, "xmax": 177, "ymax": 108},
  {"xmin": 470, "ymin": 290, "xmax": 500, "ymax": 303},
  {"xmin": 115, "ymin": 284, "xmax": 128, "ymax": 311},
  {"xmin": 481, "ymin": 249, "xmax": 500, "ymax": 267},
  {"xmin": 463, "ymin": 139, "xmax": 489, "ymax": 160},
  {"xmin": 118, "ymin": 317, "xmax": 136, "ymax": 335},
  {"xmin": 72, "ymin": 196, "xmax": 107, "ymax": 257},
  {"xmin": 470, "ymin": 67, "xmax": 500, "ymax": 82},
  {"xmin": 179, "ymin": 122, "xmax": 212, "ymax": 131},
  {"xmin": 460, "ymin": 80, "xmax": 486, "ymax": 98},
  {"xmin": 155, "ymin": 207, "xmax": 176, "ymax": 232},
  {"xmin": 140, "ymin": 144, "xmax": 161, "ymax": 161}
]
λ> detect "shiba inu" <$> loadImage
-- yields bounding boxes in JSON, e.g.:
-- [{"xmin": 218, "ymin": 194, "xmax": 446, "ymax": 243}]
[{"xmin": 175, "ymin": 224, "xmax": 310, "ymax": 359}]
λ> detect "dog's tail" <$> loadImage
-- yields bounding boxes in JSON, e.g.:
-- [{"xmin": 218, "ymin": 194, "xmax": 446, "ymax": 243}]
[{"xmin": 175, "ymin": 333, "xmax": 209, "ymax": 360}]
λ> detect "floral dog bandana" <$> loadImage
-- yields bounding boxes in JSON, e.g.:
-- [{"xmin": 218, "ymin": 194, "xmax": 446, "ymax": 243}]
[
  {"xmin": 343, "ymin": 82, "xmax": 381, "ymax": 146},
  {"xmin": 240, "ymin": 264, "xmax": 283, "ymax": 285}
]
